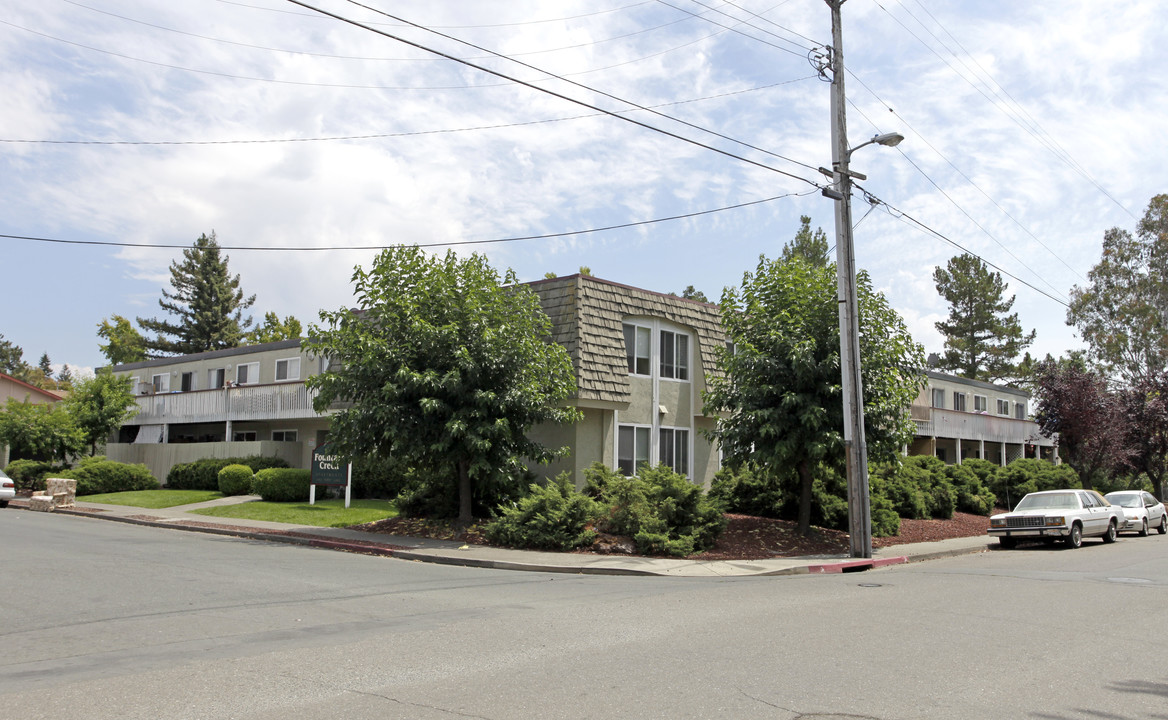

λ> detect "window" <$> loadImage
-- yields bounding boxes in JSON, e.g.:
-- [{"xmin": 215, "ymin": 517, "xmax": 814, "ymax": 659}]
[
  {"xmin": 659, "ymin": 428, "xmax": 689, "ymax": 476},
  {"xmin": 232, "ymin": 431, "xmax": 257, "ymax": 442},
  {"xmin": 1015, "ymin": 402, "xmax": 1026, "ymax": 420},
  {"xmin": 973, "ymin": 395, "xmax": 988, "ymax": 412},
  {"xmin": 931, "ymin": 389, "xmax": 945, "ymax": 408},
  {"xmin": 997, "ymin": 399, "xmax": 1010, "ymax": 415},
  {"xmin": 236, "ymin": 362, "xmax": 259, "ymax": 385},
  {"xmin": 953, "ymin": 392, "xmax": 966, "ymax": 412},
  {"xmin": 275, "ymin": 357, "xmax": 300, "ymax": 381},
  {"xmin": 208, "ymin": 368, "xmax": 226, "ymax": 390},
  {"xmin": 180, "ymin": 372, "xmax": 194, "ymax": 392},
  {"xmin": 617, "ymin": 425, "xmax": 651, "ymax": 476},
  {"xmin": 623, "ymin": 324, "xmax": 651, "ymax": 375},
  {"xmin": 152, "ymin": 373, "xmax": 170, "ymax": 393},
  {"xmin": 272, "ymin": 430, "xmax": 298, "ymax": 442},
  {"xmin": 660, "ymin": 330, "xmax": 689, "ymax": 380}
]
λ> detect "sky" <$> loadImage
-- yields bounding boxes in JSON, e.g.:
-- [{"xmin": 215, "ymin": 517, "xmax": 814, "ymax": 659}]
[{"xmin": 2, "ymin": 0, "xmax": 1166, "ymax": 377}]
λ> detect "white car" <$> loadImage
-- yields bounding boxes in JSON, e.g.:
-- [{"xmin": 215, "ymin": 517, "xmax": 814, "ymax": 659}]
[
  {"xmin": 1104, "ymin": 490, "xmax": 1168, "ymax": 536},
  {"xmin": 988, "ymin": 489, "xmax": 1123, "ymax": 549},
  {"xmin": 0, "ymin": 468, "xmax": 14, "ymax": 508}
]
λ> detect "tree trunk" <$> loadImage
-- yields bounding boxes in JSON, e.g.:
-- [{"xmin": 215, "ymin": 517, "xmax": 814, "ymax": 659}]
[
  {"xmin": 797, "ymin": 459, "xmax": 813, "ymax": 536},
  {"xmin": 458, "ymin": 460, "xmax": 472, "ymax": 524}
]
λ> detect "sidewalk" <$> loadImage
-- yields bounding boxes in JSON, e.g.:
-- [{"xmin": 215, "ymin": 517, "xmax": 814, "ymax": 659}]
[{"xmin": 9, "ymin": 496, "xmax": 994, "ymax": 577}]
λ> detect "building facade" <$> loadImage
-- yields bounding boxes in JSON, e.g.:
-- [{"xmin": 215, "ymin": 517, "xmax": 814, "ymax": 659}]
[
  {"xmin": 908, "ymin": 370, "xmax": 1056, "ymax": 465},
  {"xmin": 0, "ymin": 372, "xmax": 64, "ymax": 466}
]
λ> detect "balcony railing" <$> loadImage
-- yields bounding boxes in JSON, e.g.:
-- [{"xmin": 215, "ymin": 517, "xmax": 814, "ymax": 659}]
[
  {"xmin": 912, "ymin": 407, "xmax": 1053, "ymax": 446},
  {"xmin": 128, "ymin": 381, "xmax": 325, "ymax": 424}
]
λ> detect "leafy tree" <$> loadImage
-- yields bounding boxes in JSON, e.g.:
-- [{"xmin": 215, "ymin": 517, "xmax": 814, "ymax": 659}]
[
  {"xmin": 0, "ymin": 333, "xmax": 27, "ymax": 377},
  {"xmin": 933, "ymin": 253, "xmax": 1035, "ymax": 383},
  {"xmin": 543, "ymin": 271, "xmax": 557, "ymax": 279},
  {"xmin": 0, "ymin": 398, "xmax": 84, "ymax": 462},
  {"xmin": 97, "ymin": 315, "xmax": 148, "ymax": 365},
  {"xmin": 137, "ymin": 232, "xmax": 256, "ymax": 357},
  {"xmin": 248, "ymin": 312, "xmax": 302, "ymax": 344},
  {"xmin": 64, "ymin": 370, "xmax": 140, "ymax": 455},
  {"xmin": 703, "ymin": 254, "xmax": 926, "ymax": 535},
  {"xmin": 780, "ymin": 215, "xmax": 830, "ymax": 267},
  {"xmin": 1118, "ymin": 373, "xmax": 1168, "ymax": 499},
  {"xmin": 578, "ymin": 266, "xmax": 592, "ymax": 276},
  {"xmin": 1033, "ymin": 359, "xmax": 1130, "ymax": 489},
  {"xmin": 1067, "ymin": 194, "xmax": 1168, "ymax": 384},
  {"xmin": 679, "ymin": 285, "xmax": 709, "ymax": 303},
  {"xmin": 307, "ymin": 247, "xmax": 581, "ymax": 523}
]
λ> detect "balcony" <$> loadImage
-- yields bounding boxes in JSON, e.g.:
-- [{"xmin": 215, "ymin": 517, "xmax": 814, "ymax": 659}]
[
  {"xmin": 912, "ymin": 407, "xmax": 1053, "ymax": 446},
  {"xmin": 128, "ymin": 381, "xmax": 325, "ymax": 425}
]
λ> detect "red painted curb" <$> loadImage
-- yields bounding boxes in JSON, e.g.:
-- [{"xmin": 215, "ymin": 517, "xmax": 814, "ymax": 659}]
[{"xmin": 806, "ymin": 556, "xmax": 908, "ymax": 573}]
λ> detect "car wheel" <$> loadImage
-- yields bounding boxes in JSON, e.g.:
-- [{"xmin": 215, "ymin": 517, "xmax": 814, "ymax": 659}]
[
  {"xmin": 0, "ymin": 500, "xmax": 7, "ymax": 508},
  {"xmin": 1140, "ymin": 518, "xmax": 1150, "ymax": 537},
  {"xmin": 1103, "ymin": 520, "xmax": 1118, "ymax": 543},
  {"xmin": 1066, "ymin": 523, "xmax": 1083, "ymax": 549},
  {"xmin": 1159, "ymin": 516, "xmax": 1167, "ymax": 535},
  {"xmin": 998, "ymin": 537, "xmax": 1017, "ymax": 549}
]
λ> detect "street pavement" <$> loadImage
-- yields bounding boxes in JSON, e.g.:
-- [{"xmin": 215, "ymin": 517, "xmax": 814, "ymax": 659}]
[{"xmin": 7, "ymin": 494, "xmax": 994, "ymax": 576}]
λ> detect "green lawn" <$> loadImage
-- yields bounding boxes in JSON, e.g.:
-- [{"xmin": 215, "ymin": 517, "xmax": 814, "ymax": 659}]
[
  {"xmin": 190, "ymin": 498, "xmax": 398, "ymax": 527},
  {"xmin": 78, "ymin": 489, "xmax": 224, "ymax": 508}
]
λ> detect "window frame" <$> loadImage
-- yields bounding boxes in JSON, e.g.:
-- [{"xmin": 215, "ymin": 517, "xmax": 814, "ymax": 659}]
[
  {"xmin": 659, "ymin": 329, "xmax": 690, "ymax": 382},
  {"xmin": 272, "ymin": 429, "xmax": 298, "ymax": 442},
  {"xmin": 1014, "ymin": 401, "xmax": 1026, "ymax": 420},
  {"xmin": 236, "ymin": 362, "xmax": 260, "ymax": 385},
  {"xmin": 931, "ymin": 388, "xmax": 945, "ymax": 409},
  {"xmin": 232, "ymin": 430, "xmax": 258, "ymax": 442},
  {"xmin": 617, "ymin": 424, "xmax": 652, "ymax": 476},
  {"xmin": 152, "ymin": 373, "xmax": 170, "ymax": 393},
  {"xmin": 208, "ymin": 368, "xmax": 226, "ymax": 390},
  {"xmin": 623, "ymin": 323, "xmax": 652, "ymax": 376},
  {"xmin": 659, "ymin": 426, "xmax": 690, "ymax": 477},
  {"xmin": 275, "ymin": 357, "xmax": 301, "ymax": 382},
  {"xmin": 952, "ymin": 391, "xmax": 966, "ymax": 412},
  {"xmin": 973, "ymin": 394, "xmax": 988, "ymax": 412},
  {"xmin": 180, "ymin": 371, "xmax": 195, "ymax": 392}
]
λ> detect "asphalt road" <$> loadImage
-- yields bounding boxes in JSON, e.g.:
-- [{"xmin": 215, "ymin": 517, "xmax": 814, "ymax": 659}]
[{"xmin": 3, "ymin": 510, "xmax": 1168, "ymax": 720}]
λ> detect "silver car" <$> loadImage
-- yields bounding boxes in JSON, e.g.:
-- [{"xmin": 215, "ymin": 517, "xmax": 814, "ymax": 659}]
[
  {"xmin": 0, "ymin": 468, "xmax": 14, "ymax": 508},
  {"xmin": 1104, "ymin": 490, "xmax": 1168, "ymax": 536},
  {"xmin": 988, "ymin": 489, "xmax": 1123, "ymax": 549}
]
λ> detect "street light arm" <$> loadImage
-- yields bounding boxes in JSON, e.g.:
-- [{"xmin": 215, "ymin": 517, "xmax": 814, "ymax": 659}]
[{"xmin": 844, "ymin": 132, "xmax": 905, "ymax": 160}]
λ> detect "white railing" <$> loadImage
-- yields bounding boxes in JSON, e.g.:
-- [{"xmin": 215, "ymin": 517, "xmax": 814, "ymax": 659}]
[
  {"xmin": 129, "ymin": 382, "xmax": 325, "ymax": 424},
  {"xmin": 913, "ymin": 408, "xmax": 1052, "ymax": 445}
]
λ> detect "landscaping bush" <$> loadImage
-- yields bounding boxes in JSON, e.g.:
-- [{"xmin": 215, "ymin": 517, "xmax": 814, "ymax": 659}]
[
  {"xmin": 394, "ymin": 464, "xmax": 531, "ymax": 519},
  {"xmin": 944, "ymin": 462, "xmax": 997, "ymax": 515},
  {"xmin": 166, "ymin": 455, "xmax": 290, "ymax": 490},
  {"xmin": 350, "ymin": 453, "xmax": 407, "ymax": 499},
  {"xmin": 990, "ymin": 458, "xmax": 1079, "ymax": 509},
  {"xmin": 217, "ymin": 464, "xmax": 254, "ymax": 496},
  {"xmin": 707, "ymin": 464, "xmax": 791, "ymax": 518},
  {"xmin": 485, "ymin": 474, "xmax": 601, "ymax": 550},
  {"xmin": 871, "ymin": 492, "xmax": 900, "ymax": 537},
  {"xmin": 3, "ymin": 458, "xmax": 66, "ymax": 492},
  {"xmin": 59, "ymin": 459, "xmax": 159, "ymax": 496},
  {"xmin": 252, "ymin": 468, "xmax": 311, "ymax": 502}
]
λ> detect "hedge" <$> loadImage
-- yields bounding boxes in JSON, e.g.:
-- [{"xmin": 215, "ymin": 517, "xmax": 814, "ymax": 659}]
[
  {"xmin": 252, "ymin": 467, "xmax": 311, "ymax": 502},
  {"xmin": 217, "ymin": 464, "xmax": 255, "ymax": 496},
  {"xmin": 60, "ymin": 459, "xmax": 160, "ymax": 496},
  {"xmin": 166, "ymin": 456, "xmax": 290, "ymax": 490}
]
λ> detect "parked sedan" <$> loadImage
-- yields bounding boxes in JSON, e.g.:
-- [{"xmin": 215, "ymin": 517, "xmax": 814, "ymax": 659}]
[
  {"xmin": 988, "ymin": 489, "xmax": 1122, "ymax": 549},
  {"xmin": 0, "ymin": 468, "xmax": 14, "ymax": 508},
  {"xmin": 1104, "ymin": 490, "xmax": 1168, "ymax": 536}
]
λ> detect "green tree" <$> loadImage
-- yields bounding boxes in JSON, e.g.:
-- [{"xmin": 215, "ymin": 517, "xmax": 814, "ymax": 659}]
[
  {"xmin": 933, "ymin": 253, "xmax": 1035, "ymax": 383},
  {"xmin": 0, "ymin": 398, "xmax": 84, "ymax": 462},
  {"xmin": 0, "ymin": 333, "xmax": 27, "ymax": 377},
  {"xmin": 679, "ymin": 285, "xmax": 709, "ymax": 303},
  {"xmin": 1067, "ymin": 194, "xmax": 1168, "ymax": 384},
  {"xmin": 307, "ymin": 247, "xmax": 581, "ymax": 523},
  {"xmin": 137, "ymin": 232, "xmax": 255, "ymax": 357},
  {"xmin": 248, "ymin": 312, "xmax": 303, "ymax": 344},
  {"xmin": 703, "ymin": 254, "xmax": 926, "ymax": 535},
  {"xmin": 64, "ymin": 370, "xmax": 140, "ymax": 455},
  {"xmin": 38, "ymin": 353, "xmax": 52, "ymax": 380},
  {"xmin": 97, "ymin": 315, "xmax": 148, "ymax": 365},
  {"xmin": 780, "ymin": 215, "xmax": 830, "ymax": 267},
  {"xmin": 57, "ymin": 365, "xmax": 74, "ymax": 390}
]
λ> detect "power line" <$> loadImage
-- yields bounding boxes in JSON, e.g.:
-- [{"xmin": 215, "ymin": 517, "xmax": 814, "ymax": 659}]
[
  {"xmin": 292, "ymin": 0, "xmax": 822, "ymax": 179},
  {"xmin": 2, "ymin": 76, "xmax": 817, "ymax": 146},
  {"xmin": 655, "ymin": 0, "xmax": 815, "ymax": 57},
  {"xmin": 0, "ymin": 188, "xmax": 817, "ymax": 252}
]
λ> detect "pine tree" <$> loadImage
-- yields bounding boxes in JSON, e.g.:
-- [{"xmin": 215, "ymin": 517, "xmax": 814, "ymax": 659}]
[
  {"xmin": 780, "ymin": 216, "xmax": 830, "ymax": 267},
  {"xmin": 38, "ymin": 353, "xmax": 53, "ymax": 380},
  {"xmin": 137, "ymin": 232, "xmax": 256, "ymax": 357},
  {"xmin": 933, "ymin": 253, "xmax": 1035, "ymax": 383}
]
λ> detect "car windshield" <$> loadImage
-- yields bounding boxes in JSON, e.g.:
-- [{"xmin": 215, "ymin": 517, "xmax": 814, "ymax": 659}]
[
  {"xmin": 1015, "ymin": 493, "xmax": 1078, "ymax": 511},
  {"xmin": 1106, "ymin": 494, "xmax": 1142, "ymax": 508}
]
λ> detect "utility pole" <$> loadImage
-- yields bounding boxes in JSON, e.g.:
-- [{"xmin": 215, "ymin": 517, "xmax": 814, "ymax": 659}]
[{"xmin": 825, "ymin": 0, "xmax": 872, "ymax": 559}]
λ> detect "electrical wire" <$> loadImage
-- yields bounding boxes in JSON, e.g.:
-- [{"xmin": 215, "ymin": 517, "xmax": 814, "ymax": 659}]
[
  {"xmin": 655, "ymin": 0, "xmax": 815, "ymax": 57},
  {"xmin": 0, "ymin": 188, "xmax": 817, "ymax": 251},
  {"xmin": 1, "ymin": 75, "xmax": 817, "ymax": 146}
]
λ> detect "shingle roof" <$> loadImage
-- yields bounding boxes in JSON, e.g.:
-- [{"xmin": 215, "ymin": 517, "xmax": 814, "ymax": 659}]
[{"xmin": 528, "ymin": 275, "xmax": 725, "ymax": 404}]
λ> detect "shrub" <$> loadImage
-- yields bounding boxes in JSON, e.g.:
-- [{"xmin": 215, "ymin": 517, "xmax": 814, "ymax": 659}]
[
  {"xmin": 217, "ymin": 464, "xmax": 254, "ymax": 496},
  {"xmin": 252, "ymin": 468, "xmax": 311, "ymax": 502},
  {"xmin": 166, "ymin": 456, "xmax": 290, "ymax": 490},
  {"xmin": 485, "ymin": 474, "xmax": 601, "ymax": 550},
  {"xmin": 350, "ymin": 453, "xmax": 407, "ymax": 499},
  {"xmin": 944, "ymin": 463, "xmax": 997, "ymax": 516},
  {"xmin": 707, "ymin": 464, "xmax": 791, "ymax": 518},
  {"xmin": 394, "ymin": 464, "xmax": 532, "ymax": 519},
  {"xmin": 990, "ymin": 458, "xmax": 1079, "ymax": 509},
  {"xmin": 871, "ymin": 492, "xmax": 900, "ymax": 537},
  {"xmin": 61, "ymin": 460, "xmax": 159, "ymax": 495},
  {"xmin": 4, "ymin": 459, "xmax": 65, "ymax": 492}
]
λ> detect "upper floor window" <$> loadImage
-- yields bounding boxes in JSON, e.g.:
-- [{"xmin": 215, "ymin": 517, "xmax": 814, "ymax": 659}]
[
  {"xmin": 180, "ymin": 372, "xmax": 195, "ymax": 392},
  {"xmin": 973, "ymin": 394, "xmax": 988, "ymax": 412},
  {"xmin": 1015, "ymin": 401, "xmax": 1026, "ymax": 420},
  {"xmin": 953, "ymin": 392, "xmax": 967, "ymax": 412},
  {"xmin": 236, "ymin": 362, "xmax": 259, "ymax": 385},
  {"xmin": 617, "ymin": 425, "xmax": 650, "ymax": 476},
  {"xmin": 997, "ymin": 399, "xmax": 1010, "ymax": 415},
  {"xmin": 275, "ymin": 357, "xmax": 300, "ymax": 381},
  {"xmin": 208, "ymin": 368, "xmax": 226, "ymax": 390},
  {"xmin": 152, "ymin": 373, "xmax": 170, "ymax": 393},
  {"xmin": 623, "ymin": 324, "xmax": 651, "ymax": 376},
  {"xmin": 660, "ymin": 330, "xmax": 689, "ymax": 381},
  {"xmin": 931, "ymin": 389, "xmax": 945, "ymax": 408}
]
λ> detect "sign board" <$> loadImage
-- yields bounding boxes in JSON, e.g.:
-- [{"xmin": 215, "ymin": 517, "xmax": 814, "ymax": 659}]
[{"xmin": 311, "ymin": 443, "xmax": 349, "ymax": 486}]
